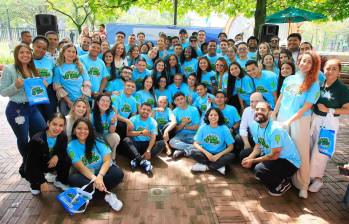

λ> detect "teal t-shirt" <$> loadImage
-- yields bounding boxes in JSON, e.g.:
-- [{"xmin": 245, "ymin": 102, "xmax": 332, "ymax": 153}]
[
  {"xmin": 168, "ymin": 83, "xmax": 189, "ymax": 99},
  {"xmin": 193, "ymin": 93, "xmax": 215, "ymax": 115},
  {"xmin": 47, "ymin": 135, "xmax": 57, "ymax": 157},
  {"xmin": 200, "ymin": 71, "xmax": 216, "ymax": 89},
  {"xmin": 279, "ymin": 72, "xmax": 320, "ymax": 119},
  {"xmin": 77, "ymin": 46, "xmax": 88, "ymax": 56},
  {"xmin": 181, "ymin": 58, "xmax": 198, "ymax": 78},
  {"xmin": 234, "ymin": 75, "xmax": 255, "ymax": 106},
  {"xmin": 130, "ymin": 114, "xmax": 158, "ymax": 141},
  {"xmin": 204, "ymin": 54, "xmax": 222, "ymax": 70},
  {"xmin": 194, "ymin": 124, "xmax": 234, "ymax": 154},
  {"xmin": 250, "ymin": 120, "xmax": 301, "ymax": 168},
  {"xmin": 105, "ymin": 78, "xmax": 124, "ymax": 93},
  {"xmin": 112, "ymin": 92, "xmax": 137, "ymax": 119},
  {"xmin": 34, "ymin": 55, "xmax": 55, "ymax": 85},
  {"xmin": 67, "ymin": 139, "xmax": 111, "ymax": 174},
  {"xmin": 90, "ymin": 111, "xmax": 117, "ymax": 135},
  {"xmin": 235, "ymin": 57, "xmax": 249, "ymax": 71},
  {"xmin": 135, "ymin": 90, "xmax": 156, "ymax": 108},
  {"xmin": 153, "ymin": 107, "xmax": 173, "ymax": 130},
  {"xmin": 53, "ymin": 63, "xmax": 90, "ymax": 102},
  {"xmin": 173, "ymin": 105, "xmax": 200, "ymax": 135},
  {"xmin": 253, "ymin": 70, "xmax": 278, "ymax": 108},
  {"xmin": 155, "ymin": 88, "xmax": 172, "ymax": 105},
  {"xmin": 132, "ymin": 69, "xmax": 151, "ymax": 90},
  {"xmin": 214, "ymin": 105, "xmax": 241, "ymax": 129}
]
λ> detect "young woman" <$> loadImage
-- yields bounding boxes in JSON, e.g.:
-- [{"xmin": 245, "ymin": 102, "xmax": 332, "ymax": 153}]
[
  {"xmin": 101, "ymin": 40, "xmax": 110, "ymax": 55},
  {"xmin": 196, "ymin": 57, "xmax": 215, "ymax": 93},
  {"xmin": 227, "ymin": 62, "xmax": 255, "ymax": 111},
  {"xmin": 262, "ymin": 54, "xmax": 279, "ymax": 75},
  {"xmin": 277, "ymin": 62, "xmax": 296, "ymax": 97},
  {"xmin": 142, "ymin": 47, "xmax": 159, "ymax": 70},
  {"xmin": 152, "ymin": 58, "xmax": 167, "ymax": 81},
  {"xmin": 0, "ymin": 44, "xmax": 46, "ymax": 163},
  {"xmin": 24, "ymin": 113, "xmax": 70, "ymax": 195},
  {"xmin": 155, "ymin": 76, "xmax": 172, "ymax": 106},
  {"xmin": 272, "ymin": 51, "xmax": 321, "ymax": 199},
  {"xmin": 225, "ymin": 47, "xmax": 236, "ymax": 66},
  {"xmin": 186, "ymin": 73, "xmax": 198, "ymax": 105},
  {"xmin": 278, "ymin": 49, "xmax": 293, "ymax": 68},
  {"xmin": 127, "ymin": 45, "xmax": 141, "ymax": 67},
  {"xmin": 191, "ymin": 108, "xmax": 235, "ymax": 176},
  {"xmin": 193, "ymin": 83, "xmax": 215, "ymax": 116},
  {"xmin": 256, "ymin": 42, "xmax": 272, "ymax": 65},
  {"xmin": 66, "ymin": 98, "xmax": 90, "ymax": 140},
  {"xmin": 53, "ymin": 43, "xmax": 91, "ymax": 115},
  {"xmin": 215, "ymin": 58, "xmax": 229, "ymax": 91},
  {"xmin": 111, "ymin": 43, "xmax": 128, "ymax": 76},
  {"xmin": 133, "ymin": 58, "xmax": 151, "ymax": 90},
  {"xmin": 32, "ymin": 35, "xmax": 57, "ymax": 121},
  {"xmin": 91, "ymin": 94, "xmax": 121, "ymax": 161},
  {"xmin": 140, "ymin": 43, "xmax": 150, "ymax": 54},
  {"xmin": 166, "ymin": 54, "xmax": 182, "ymax": 82},
  {"xmin": 152, "ymin": 96, "xmax": 177, "ymax": 156},
  {"xmin": 157, "ymin": 36, "xmax": 168, "ymax": 59},
  {"xmin": 135, "ymin": 76, "xmax": 156, "ymax": 111},
  {"xmin": 68, "ymin": 118, "xmax": 124, "ymax": 211},
  {"xmin": 309, "ymin": 59, "xmax": 349, "ymax": 192},
  {"xmin": 180, "ymin": 46, "xmax": 198, "ymax": 78}
]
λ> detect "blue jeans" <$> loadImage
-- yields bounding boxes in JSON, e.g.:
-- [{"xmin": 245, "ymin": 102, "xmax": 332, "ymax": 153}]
[
  {"xmin": 5, "ymin": 101, "xmax": 46, "ymax": 159},
  {"xmin": 169, "ymin": 132, "xmax": 196, "ymax": 156}
]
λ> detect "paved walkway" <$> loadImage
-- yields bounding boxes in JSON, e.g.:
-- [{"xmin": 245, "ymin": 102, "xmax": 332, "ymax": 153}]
[{"xmin": 0, "ymin": 96, "xmax": 348, "ymax": 224}]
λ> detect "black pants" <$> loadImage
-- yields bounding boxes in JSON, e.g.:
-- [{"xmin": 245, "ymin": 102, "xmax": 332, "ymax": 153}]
[
  {"xmin": 254, "ymin": 158, "xmax": 298, "ymax": 190},
  {"xmin": 121, "ymin": 137, "xmax": 165, "ymax": 162},
  {"xmin": 116, "ymin": 121, "xmax": 128, "ymax": 141},
  {"xmin": 191, "ymin": 151, "xmax": 235, "ymax": 170},
  {"xmin": 239, "ymin": 128, "xmax": 256, "ymax": 161},
  {"xmin": 156, "ymin": 123, "xmax": 176, "ymax": 141}
]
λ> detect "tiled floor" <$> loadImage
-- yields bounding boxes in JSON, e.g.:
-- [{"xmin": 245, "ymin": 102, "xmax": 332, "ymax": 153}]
[{"xmin": 0, "ymin": 96, "xmax": 348, "ymax": 224}]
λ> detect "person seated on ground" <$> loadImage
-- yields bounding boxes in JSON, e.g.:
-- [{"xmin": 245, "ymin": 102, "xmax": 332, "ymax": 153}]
[
  {"xmin": 169, "ymin": 92, "xmax": 200, "ymax": 159},
  {"xmin": 68, "ymin": 117, "xmax": 124, "ymax": 211},
  {"xmin": 152, "ymin": 96, "xmax": 177, "ymax": 156},
  {"xmin": 91, "ymin": 94, "xmax": 120, "ymax": 162},
  {"xmin": 193, "ymin": 83, "xmax": 215, "ymax": 117},
  {"xmin": 121, "ymin": 103, "xmax": 165, "ymax": 176},
  {"xmin": 214, "ymin": 90, "xmax": 243, "ymax": 156},
  {"xmin": 241, "ymin": 101, "xmax": 301, "ymax": 197},
  {"xmin": 191, "ymin": 108, "xmax": 235, "ymax": 176},
  {"xmin": 24, "ymin": 113, "xmax": 71, "ymax": 195},
  {"xmin": 239, "ymin": 92, "xmax": 265, "ymax": 161},
  {"xmin": 112, "ymin": 80, "xmax": 138, "ymax": 140},
  {"xmin": 65, "ymin": 98, "xmax": 90, "ymax": 140}
]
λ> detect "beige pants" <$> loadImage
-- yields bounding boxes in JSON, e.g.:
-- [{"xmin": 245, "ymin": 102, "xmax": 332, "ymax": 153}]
[
  {"xmin": 309, "ymin": 114, "xmax": 339, "ymax": 179},
  {"xmin": 104, "ymin": 133, "xmax": 120, "ymax": 160}
]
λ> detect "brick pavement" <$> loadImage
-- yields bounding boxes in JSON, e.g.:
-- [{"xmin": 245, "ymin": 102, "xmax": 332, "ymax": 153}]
[{"xmin": 0, "ymin": 96, "xmax": 349, "ymax": 224}]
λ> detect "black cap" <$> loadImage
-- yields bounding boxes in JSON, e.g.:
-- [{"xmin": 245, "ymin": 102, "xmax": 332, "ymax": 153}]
[{"xmin": 179, "ymin": 29, "xmax": 187, "ymax": 34}]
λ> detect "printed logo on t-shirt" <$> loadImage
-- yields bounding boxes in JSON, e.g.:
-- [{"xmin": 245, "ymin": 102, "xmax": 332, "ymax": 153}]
[
  {"xmin": 121, "ymin": 103, "xmax": 131, "ymax": 113},
  {"xmin": 204, "ymin": 134, "xmax": 220, "ymax": 145},
  {"xmin": 256, "ymin": 86, "xmax": 268, "ymax": 93},
  {"xmin": 183, "ymin": 66, "xmax": 194, "ymax": 73},
  {"xmin": 237, "ymin": 88, "xmax": 247, "ymax": 94},
  {"xmin": 258, "ymin": 137, "xmax": 270, "ymax": 148},
  {"xmin": 156, "ymin": 117, "xmax": 167, "ymax": 126},
  {"xmin": 38, "ymin": 68, "xmax": 50, "ymax": 78},
  {"xmin": 82, "ymin": 151, "xmax": 100, "ymax": 166},
  {"xmin": 103, "ymin": 122, "xmax": 109, "ymax": 130},
  {"xmin": 321, "ymin": 90, "xmax": 334, "ymax": 100},
  {"xmin": 88, "ymin": 67, "xmax": 100, "ymax": 77},
  {"xmin": 274, "ymin": 134, "xmax": 281, "ymax": 144},
  {"xmin": 146, "ymin": 98, "xmax": 155, "ymax": 105},
  {"xmin": 284, "ymin": 84, "xmax": 302, "ymax": 96},
  {"xmin": 136, "ymin": 127, "xmax": 145, "ymax": 131},
  {"xmin": 224, "ymin": 117, "xmax": 229, "ymax": 125},
  {"xmin": 200, "ymin": 104, "xmax": 207, "ymax": 112},
  {"xmin": 63, "ymin": 71, "xmax": 81, "ymax": 80}
]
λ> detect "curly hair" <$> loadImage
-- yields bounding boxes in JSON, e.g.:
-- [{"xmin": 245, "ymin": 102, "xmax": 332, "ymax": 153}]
[
  {"xmin": 299, "ymin": 51, "xmax": 320, "ymax": 92},
  {"xmin": 203, "ymin": 108, "xmax": 225, "ymax": 126},
  {"xmin": 56, "ymin": 43, "xmax": 84, "ymax": 74}
]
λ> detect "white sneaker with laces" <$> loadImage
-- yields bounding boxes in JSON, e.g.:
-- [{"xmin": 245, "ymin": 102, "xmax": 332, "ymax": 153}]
[
  {"xmin": 308, "ymin": 179, "xmax": 323, "ymax": 193},
  {"xmin": 30, "ymin": 188, "xmax": 40, "ymax": 195},
  {"xmin": 53, "ymin": 180, "xmax": 69, "ymax": 191},
  {"xmin": 105, "ymin": 193, "xmax": 123, "ymax": 211},
  {"xmin": 191, "ymin": 163, "xmax": 209, "ymax": 172},
  {"xmin": 45, "ymin": 173, "xmax": 57, "ymax": 183},
  {"xmin": 299, "ymin": 189, "xmax": 308, "ymax": 199},
  {"xmin": 217, "ymin": 166, "xmax": 226, "ymax": 175}
]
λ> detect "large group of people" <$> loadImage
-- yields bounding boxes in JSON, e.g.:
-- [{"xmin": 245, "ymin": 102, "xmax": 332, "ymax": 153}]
[{"xmin": 1, "ymin": 24, "xmax": 349, "ymax": 211}]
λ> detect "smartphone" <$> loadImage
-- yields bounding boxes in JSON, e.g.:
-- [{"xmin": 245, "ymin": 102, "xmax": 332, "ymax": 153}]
[
  {"xmin": 339, "ymin": 166, "xmax": 349, "ymax": 176},
  {"xmin": 210, "ymin": 76, "xmax": 217, "ymax": 87}
]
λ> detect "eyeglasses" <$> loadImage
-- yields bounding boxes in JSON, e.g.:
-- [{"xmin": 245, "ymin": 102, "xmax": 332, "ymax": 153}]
[
  {"xmin": 238, "ymin": 47, "xmax": 247, "ymax": 51},
  {"xmin": 216, "ymin": 64, "xmax": 224, "ymax": 67},
  {"xmin": 190, "ymin": 40, "xmax": 197, "ymax": 42}
]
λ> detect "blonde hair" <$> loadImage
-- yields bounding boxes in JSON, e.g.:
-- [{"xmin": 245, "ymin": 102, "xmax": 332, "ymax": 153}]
[
  {"xmin": 56, "ymin": 43, "xmax": 84, "ymax": 74},
  {"xmin": 68, "ymin": 98, "xmax": 90, "ymax": 120}
]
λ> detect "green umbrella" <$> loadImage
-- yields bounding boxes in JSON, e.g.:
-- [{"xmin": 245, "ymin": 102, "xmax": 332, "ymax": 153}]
[{"xmin": 266, "ymin": 7, "xmax": 326, "ymax": 23}]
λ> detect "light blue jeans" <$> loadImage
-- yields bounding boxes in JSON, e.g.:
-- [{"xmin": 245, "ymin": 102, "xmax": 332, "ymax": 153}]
[{"xmin": 169, "ymin": 132, "xmax": 196, "ymax": 156}]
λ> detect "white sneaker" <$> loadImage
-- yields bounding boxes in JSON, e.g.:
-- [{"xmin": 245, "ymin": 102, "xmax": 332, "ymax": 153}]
[
  {"xmin": 45, "ymin": 173, "xmax": 57, "ymax": 183},
  {"xmin": 308, "ymin": 179, "xmax": 323, "ymax": 193},
  {"xmin": 191, "ymin": 163, "xmax": 209, "ymax": 172},
  {"xmin": 53, "ymin": 180, "xmax": 69, "ymax": 191},
  {"xmin": 30, "ymin": 188, "xmax": 40, "ymax": 195},
  {"xmin": 217, "ymin": 166, "xmax": 226, "ymax": 175},
  {"xmin": 299, "ymin": 190, "xmax": 308, "ymax": 199},
  {"xmin": 105, "ymin": 193, "xmax": 123, "ymax": 211}
]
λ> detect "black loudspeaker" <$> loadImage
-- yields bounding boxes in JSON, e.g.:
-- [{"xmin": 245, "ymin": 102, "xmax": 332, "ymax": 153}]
[
  {"xmin": 259, "ymin": 24, "xmax": 279, "ymax": 42},
  {"xmin": 35, "ymin": 14, "xmax": 58, "ymax": 36}
]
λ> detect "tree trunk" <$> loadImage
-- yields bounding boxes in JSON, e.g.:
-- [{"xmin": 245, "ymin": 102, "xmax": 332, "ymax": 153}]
[{"xmin": 254, "ymin": 0, "xmax": 267, "ymax": 38}]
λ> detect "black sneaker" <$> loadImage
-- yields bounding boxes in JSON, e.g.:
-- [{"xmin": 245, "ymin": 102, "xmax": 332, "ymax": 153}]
[
  {"xmin": 268, "ymin": 179, "xmax": 292, "ymax": 197},
  {"xmin": 172, "ymin": 150, "xmax": 185, "ymax": 159}
]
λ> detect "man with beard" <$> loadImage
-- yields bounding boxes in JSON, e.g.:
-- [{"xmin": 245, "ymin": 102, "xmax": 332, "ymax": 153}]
[
  {"xmin": 77, "ymin": 35, "xmax": 91, "ymax": 56},
  {"xmin": 247, "ymin": 36, "xmax": 259, "ymax": 60},
  {"xmin": 241, "ymin": 101, "xmax": 301, "ymax": 196}
]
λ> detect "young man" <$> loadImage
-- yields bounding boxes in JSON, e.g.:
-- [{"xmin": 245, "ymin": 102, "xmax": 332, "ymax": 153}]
[
  {"xmin": 239, "ymin": 92, "xmax": 265, "ymax": 160},
  {"xmin": 270, "ymin": 36, "xmax": 280, "ymax": 51},
  {"xmin": 122, "ymin": 103, "xmax": 165, "ymax": 176},
  {"xmin": 204, "ymin": 40, "xmax": 221, "ymax": 70},
  {"xmin": 236, "ymin": 42, "xmax": 249, "ymax": 70},
  {"xmin": 114, "ymin": 31, "xmax": 126, "ymax": 45},
  {"xmin": 241, "ymin": 101, "xmax": 301, "ymax": 196},
  {"xmin": 21, "ymin": 31, "xmax": 32, "ymax": 46},
  {"xmin": 197, "ymin": 30, "xmax": 206, "ymax": 47},
  {"xmin": 45, "ymin": 31, "xmax": 60, "ymax": 60},
  {"xmin": 245, "ymin": 60, "xmax": 277, "ymax": 108},
  {"xmin": 219, "ymin": 40, "xmax": 229, "ymax": 56},
  {"xmin": 235, "ymin": 33, "xmax": 243, "ymax": 42},
  {"xmin": 287, "ymin": 33, "xmax": 302, "ymax": 62},
  {"xmin": 77, "ymin": 35, "xmax": 91, "ymax": 56},
  {"xmin": 79, "ymin": 41, "xmax": 109, "ymax": 99},
  {"xmin": 112, "ymin": 80, "xmax": 138, "ymax": 140},
  {"xmin": 137, "ymin": 32, "xmax": 146, "ymax": 45},
  {"xmin": 189, "ymin": 35, "xmax": 203, "ymax": 56},
  {"xmin": 102, "ymin": 66, "xmax": 133, "ymax": 95},
  {"xmin": 169, "ymin": 92, "xmax": 200, "ymax": 159},
  {"xmin": 167, "ymin": 73, "xmax": 189, "ymax": 99},
  {"xmin": 125, "ymin": 34, "xmax": 137, "ymax": 52},
  {"xmin": 179, "ymin": 29, "xmax": 189, "ymax": 49},
  {"xmin": 174, "ymin": 44, "xmax": 183, "ymax": 58},
  {"xmin": 247, "ymin": 36, "xmax": 258, "ymax": 60},
  {"xmin": 98, "ymin": 24, "xmax": 107, "ymax": 37}
]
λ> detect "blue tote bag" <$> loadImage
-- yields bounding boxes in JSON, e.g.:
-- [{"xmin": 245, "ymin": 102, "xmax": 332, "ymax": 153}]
[
  {"xmin": 23, "ymin": 78, "xmax": 49, "ymax": 106},
  {"xmin": 317, "ymin": 113, "xmax": 337, "ymax": 158}
]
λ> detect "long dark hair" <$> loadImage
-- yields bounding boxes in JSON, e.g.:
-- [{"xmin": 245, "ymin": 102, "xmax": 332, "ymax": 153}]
[
  {"xmin": 14, "ymin": 44, "xmax": 39, "ymax": 77},
  {"xmin": 152, "ymin": 58, "xmax": 167, "ymax": 81},
  {"xmin": 142, "ymin": 75, "xmax": 155, "ymax": 94},
  {"xmin": 204, "ymin": 108, "xmax": 225, "ymax": 126},
  {"xmin": 155, "ymin": 75, "xmax": 168, "ymax": 89},
  {"xmin": 196, "ymin": 56, "xmax": 212, "ymax": 84},
  {"xmin": 166, "ymin": 54, "xmax": 181, "ymax": 77},
  {"xmin": 92, "ymin": 94, "xmax": 113, "ymax": 134},
  {"xmin": 277, "ymin": 61, "xmax": 296, "ymax": 96},
  {"xmin": 102, "ymin": 50, "xmax": 118, "ymax": 81},
  {"xmin": 180, "ymin": 46, "xmax": 198, "ymax": 64},
  {"xmin": 278, "ymin": 48, "xmax": 292, "ymax": 68},
  {"xmin": 48, "ymin": 112, "xmax": 66, "ymax": 126},
  {"xmin": 227, "ymin": 62, "xmax": 245, "ymax": 101},
  {"xmin": 71, "ymin": 117, "xmax": 96, "ymax": 160}
]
